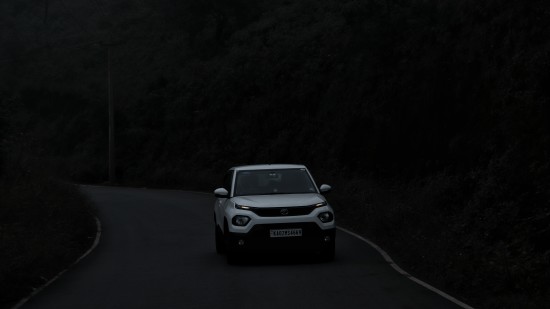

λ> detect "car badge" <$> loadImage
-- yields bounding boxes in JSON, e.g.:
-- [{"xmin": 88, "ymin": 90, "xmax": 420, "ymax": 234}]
[{"xmin": 280, "ymin": 208, "xmax": 289, "ymax": 216}]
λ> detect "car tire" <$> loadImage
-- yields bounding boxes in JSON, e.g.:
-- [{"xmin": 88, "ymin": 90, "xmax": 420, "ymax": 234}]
[
  {"xmin": 226, "ymin": 250, "xmax": 239, "ymax": 265},
  {"xmin": 215, "ymin": 224, "xmax": 225, "ymax": 254},
  {"xmin": 224, "ymin": 221, "xmax": 240, "ymax": 264},
  {"xmin": 320, "ymin": 241, "xmax": 335, "ymax": 262}
]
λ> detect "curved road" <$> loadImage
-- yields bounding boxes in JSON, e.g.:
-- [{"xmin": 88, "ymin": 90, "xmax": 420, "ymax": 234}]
[{"xmin": 21, "ymin": 186, "xmax": 466, "ymax": 309}]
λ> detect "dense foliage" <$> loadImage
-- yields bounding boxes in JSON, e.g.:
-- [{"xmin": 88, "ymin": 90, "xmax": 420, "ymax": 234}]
[
  {"xmin": 1, "ymin": 0, "xmax": 549, "ymax": 307},
  {"xmin": 0, "ymin": 176, "xmax": 96, "ymax": 308}
]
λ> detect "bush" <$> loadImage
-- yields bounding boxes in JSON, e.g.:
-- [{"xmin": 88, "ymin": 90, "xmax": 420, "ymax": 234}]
[{"xmin": 0, "ymin": 175, "xmax": 96, "ymax": 308}]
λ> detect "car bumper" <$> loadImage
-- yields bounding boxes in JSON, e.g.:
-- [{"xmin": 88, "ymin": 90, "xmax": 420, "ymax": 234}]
[{"xmin": 226, "ymin": 223, "xmax": 335, "ymax": 254}]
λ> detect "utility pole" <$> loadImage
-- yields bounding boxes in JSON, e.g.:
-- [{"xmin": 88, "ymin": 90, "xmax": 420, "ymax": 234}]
[
  {"xmin": 44, "ymin": 0, "xmax": 49, "ymax": 24},
  {"xmin": 107, "ymin": 44, "xmax": 115, "ymax": 184},
  {"xmin": 97, "ymin": 36, "xmax": 122, "ymax": 184}
]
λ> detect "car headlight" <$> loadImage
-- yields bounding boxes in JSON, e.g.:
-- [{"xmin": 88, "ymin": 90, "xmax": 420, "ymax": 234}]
[
  {"xmin": 318, "ymin": 211, "xmax": 334, "ymax": 223},
  {"xmin": 235, "ymin": 204, "xmax": 253, "ymax": 210},
  {"xmin": 232, "ymin": 215, "xmax": 251, "ymax": 226},
  {"xmin": 313, "ymin": 201, "xmax": 328, "ymax": 207}
]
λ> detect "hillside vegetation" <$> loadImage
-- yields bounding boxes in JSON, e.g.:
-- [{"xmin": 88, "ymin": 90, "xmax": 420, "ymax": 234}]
[
  {"xmin": 0, "ymin": 173, "xmax": 96, "ymax": 308},
  {"xmin": 1, "ymin": 0, "xmax": 549, "ymax": 307}
]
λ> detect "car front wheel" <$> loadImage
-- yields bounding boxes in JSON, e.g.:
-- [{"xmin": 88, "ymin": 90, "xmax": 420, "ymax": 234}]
[
  {"xmin": 320, "ymin": 241, "xmax": 335, "ymax": 262},
  {"xmin": 224, "ymin": 221, "xmax": 241, "ymax": 264},
  {"xmin": 215, "ymin": 224, "xmax": 225, "ymax": 254}
]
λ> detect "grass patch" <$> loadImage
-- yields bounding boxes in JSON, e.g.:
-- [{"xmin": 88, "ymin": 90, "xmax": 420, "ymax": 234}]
[
  {"xmin": 329, "ymin": 174, "xmax": 550, "ymax": 309},
  {"xmin": 0, "ymin": 175, "xmax": 97, "ymax": 308}
]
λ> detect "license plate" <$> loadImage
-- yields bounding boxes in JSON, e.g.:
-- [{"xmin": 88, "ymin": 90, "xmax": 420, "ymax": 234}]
[{"xmin": 270, "ymin": 228, "xmax": 302, "ymax": 238}]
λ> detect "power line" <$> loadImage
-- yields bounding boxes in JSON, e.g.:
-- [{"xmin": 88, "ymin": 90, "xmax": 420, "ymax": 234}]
[
  {"xmin": 0, "ymin": 27, "xmax": 179, "ymax": 66},
  {"xmin": 0, "ymin": 37, "xmax": 103, "ymax": 65}
]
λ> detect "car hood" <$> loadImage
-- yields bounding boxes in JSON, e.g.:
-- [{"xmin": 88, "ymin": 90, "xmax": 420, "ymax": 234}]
[{"xmin": 232, "ymin": 194, "xmax": 326, "ymax": 208}]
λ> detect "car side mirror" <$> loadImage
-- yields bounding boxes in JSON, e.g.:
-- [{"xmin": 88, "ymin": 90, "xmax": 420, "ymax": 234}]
[
  {"xmin": 214, "ymin": 188, "xmax": 229, "ymax": 198},
  {"xmin": 319, "ymin": 184, "xmax": 332, "ymax": 193}
]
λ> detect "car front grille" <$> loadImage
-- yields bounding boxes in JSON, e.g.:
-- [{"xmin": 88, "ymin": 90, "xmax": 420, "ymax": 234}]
[{"xmin": 250, "ymin": 205, "xmax": 316, "ymax": 217}]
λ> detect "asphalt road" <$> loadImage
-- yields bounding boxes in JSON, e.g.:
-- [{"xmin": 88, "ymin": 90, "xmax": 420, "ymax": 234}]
[{"xmin": 21, "ymin": 186, "xmax": 466, "ymax": 309}]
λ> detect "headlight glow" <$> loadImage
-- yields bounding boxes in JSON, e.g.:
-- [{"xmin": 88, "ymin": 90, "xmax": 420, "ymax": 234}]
[
  {"xmin": 314, "ymin": 201, "xmax": 328, "ymax": 207},
  {"xmin": 235, "ymin": 204, "xmax": 253, "ymax": 210}
]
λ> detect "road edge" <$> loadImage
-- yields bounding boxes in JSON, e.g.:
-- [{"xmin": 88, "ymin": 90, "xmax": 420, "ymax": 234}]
[
  {"xmin": 337, "ymin": 226, "xmax": 474, "ymax": 309},
  {"xmin": 152, "ymin": 186, "xmax": 477, "ymax": 309},
  {"xmin": 34, "ymin": 186, "xmax": 473, "ymax": 308},
  {"xmin": 10, "ymin": 216, "xmax": 102, "ymax": 309}
]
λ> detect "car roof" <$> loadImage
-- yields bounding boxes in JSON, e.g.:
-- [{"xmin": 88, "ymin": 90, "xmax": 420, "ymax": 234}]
[{"xmin": 230, "ymin": 164, "xmax": 307, "ymax": 172}]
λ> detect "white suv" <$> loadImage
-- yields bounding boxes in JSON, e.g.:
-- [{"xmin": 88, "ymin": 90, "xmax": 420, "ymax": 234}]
[{"xmin": 213, "ymin": 164, "xmax": 335, "ymax": 263}]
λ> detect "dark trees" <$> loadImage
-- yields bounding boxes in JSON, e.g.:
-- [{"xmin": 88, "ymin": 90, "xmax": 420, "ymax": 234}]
[{"xmin": 2, "ymin": 0, "xmax": 550, "ymax": 307}]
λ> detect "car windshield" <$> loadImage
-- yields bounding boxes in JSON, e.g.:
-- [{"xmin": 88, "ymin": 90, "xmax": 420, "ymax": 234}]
[{"xmin": 234, "ymin": 168, "xmax": 317, "ymax": 196}]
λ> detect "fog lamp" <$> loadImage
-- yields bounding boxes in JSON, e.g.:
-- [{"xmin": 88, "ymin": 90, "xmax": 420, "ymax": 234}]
[
  {"xmin": 318, "ymin": 212, "xmax": 334, "ymax": 223},
  {"xmin": 232, "ymin": 215, "xmax": 251, "ymax": 226}
]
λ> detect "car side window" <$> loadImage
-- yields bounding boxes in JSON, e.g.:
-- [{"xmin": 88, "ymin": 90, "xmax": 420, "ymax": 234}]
[{"xmin": 223, "ymin": 170, "xmax": 234, "ymax": 193}]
